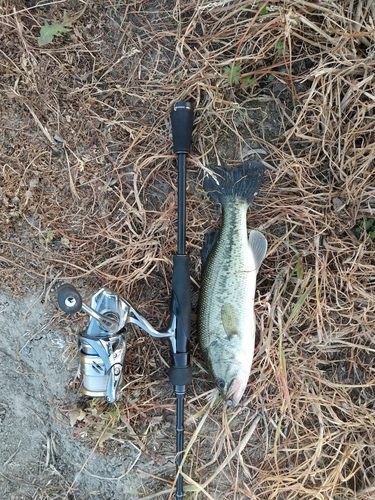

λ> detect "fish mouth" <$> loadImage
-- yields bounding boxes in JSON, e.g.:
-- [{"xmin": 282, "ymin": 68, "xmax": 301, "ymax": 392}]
[{"xmin": 225, "ymin": 377, "xmax": 248, "ymax": 407}]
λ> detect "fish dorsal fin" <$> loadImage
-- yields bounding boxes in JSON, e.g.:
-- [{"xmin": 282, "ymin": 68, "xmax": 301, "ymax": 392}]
[
  {"xmin": 248, "ymin": 230, "xmax": 267, "ymax": 270},
  {"xmin": 221, "ymin": 302, "xmax": 240, "ymax": 338},
  {"xmin": 201, "ymin": 228, "xmax": 220, "ymax": 269}
]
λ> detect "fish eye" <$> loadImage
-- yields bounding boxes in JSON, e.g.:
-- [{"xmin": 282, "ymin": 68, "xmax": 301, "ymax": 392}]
[
  {"xmin": 226, "ymin": 399, "xmax": 233, "ymax": 407},
  {"xmin": 215, "ymin": 378, "xmax": 226, "ymax": 390}
]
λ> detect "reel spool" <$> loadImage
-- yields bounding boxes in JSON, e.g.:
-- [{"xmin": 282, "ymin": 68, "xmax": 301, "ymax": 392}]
[{"xmin": 79, "ymin": 333, "xmax": 126, "ymax": 400}]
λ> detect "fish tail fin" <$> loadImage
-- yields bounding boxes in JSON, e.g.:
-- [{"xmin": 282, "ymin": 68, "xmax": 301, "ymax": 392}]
[{"xmin": 203, "ymin": 161, "xmax": 265, "ymax": 206}]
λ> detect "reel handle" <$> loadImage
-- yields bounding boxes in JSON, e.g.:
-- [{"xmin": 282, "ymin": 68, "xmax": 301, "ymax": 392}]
[
  {"xmin": 171, "ymin": 102, "xmax": 194, "ymax": 154},
  {"xmin": 57, "ymin": 283, "xmax": 82, "ymax": 314},
  {"xmin": 57, "ymin": 284, "xmax": 119, "ymax": 333}
]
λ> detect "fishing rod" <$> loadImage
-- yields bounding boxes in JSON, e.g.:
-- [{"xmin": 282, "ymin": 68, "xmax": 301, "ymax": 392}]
[
  {"xmin": 56, "ymin": 101, "xmax": 194, "ymax": 499},
  {"xmin": 169, "ymin": 101, "xmax": 194, "ymax": 498}
]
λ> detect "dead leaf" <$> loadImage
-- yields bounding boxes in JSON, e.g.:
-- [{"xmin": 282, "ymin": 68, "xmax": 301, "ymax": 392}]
[
  {"xmin": 98, "ymin": 428, "xmax": 118, "ymax": 448},
  {"xmin": 69, "ymin": 409, "xmax": 86, "ymax": 427}
]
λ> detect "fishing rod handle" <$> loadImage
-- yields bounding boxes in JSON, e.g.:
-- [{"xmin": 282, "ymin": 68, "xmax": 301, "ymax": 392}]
[
  {"xmin": 171, "ymin": 102, "xmax": 194, "ymax": 154},
  {"xmin": 169, "ymin": 254, "xmax": 192, "ymax": 387}
]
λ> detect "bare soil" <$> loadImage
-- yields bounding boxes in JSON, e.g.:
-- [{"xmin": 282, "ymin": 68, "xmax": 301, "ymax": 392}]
[{"xmin": 0, "ymin": 291, "xmax": 153, "ymax": 499}]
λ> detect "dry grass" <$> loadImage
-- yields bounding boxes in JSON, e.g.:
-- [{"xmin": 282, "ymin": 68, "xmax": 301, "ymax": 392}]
[{"xmin": 1, "ymin": 0, "xmax": 375, "ymax": 498}]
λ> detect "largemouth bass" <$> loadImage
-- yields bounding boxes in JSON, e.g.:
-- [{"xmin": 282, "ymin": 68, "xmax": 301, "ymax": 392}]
[{"xmin": 198, "ymin": 162, "xmax": 267, "ymax": 406}]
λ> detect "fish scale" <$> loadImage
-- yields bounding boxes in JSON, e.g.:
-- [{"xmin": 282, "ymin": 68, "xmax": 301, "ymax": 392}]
[{"xmin": 198, "ymin": 163, "xmax": 267, "ymax": 406}]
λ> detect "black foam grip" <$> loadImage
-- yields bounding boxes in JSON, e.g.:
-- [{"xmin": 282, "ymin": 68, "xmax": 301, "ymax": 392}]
[
  {"xmin": 172, "ymin": 254, "xmax": 191, "ymax": 350},
  {"xmin": 170, "ymin": 363, "xmax": 192, "ymax": 386},
  {"xmin": 169, "ymin": 254, "xmax": 192, "ymax": 386},
  {"xmin": 171, "ymin": 102, "xmax": 194, "ymax": 154}
]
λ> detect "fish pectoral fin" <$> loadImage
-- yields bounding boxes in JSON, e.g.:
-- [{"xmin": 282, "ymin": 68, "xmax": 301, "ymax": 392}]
[
  {"xmin": 248, "ymin": 230, "xmax": 267, "ymax": 270},
  {"xmin": 221, "ymin": 302, "xmax": 240, "ymax": 338}
]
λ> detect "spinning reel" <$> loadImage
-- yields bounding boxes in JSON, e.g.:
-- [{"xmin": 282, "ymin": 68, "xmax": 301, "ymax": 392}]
[{"xmin": 57, "ymin": 283, "xmax": 176, "ymax": 403}]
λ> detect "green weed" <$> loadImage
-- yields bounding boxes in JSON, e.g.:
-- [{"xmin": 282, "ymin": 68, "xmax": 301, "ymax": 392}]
[
  {"xmin": 223, "ymin": 64, "xmax": 241, "ymax": 86},
  {"xmin": 109, "ymin": 0, "xmax": 125, "ymax": 22},
  {"xmin": 275, "ymin": 40, "xmax": 285, "ymax": 56},
  {"xmin": 39, "ymin": 231, "xmax": 54, "ymax": 245},
  {"xmin": 223, "ymin": 64, "xmax": 257, "ymax": 89},
  {"xmin": 354, "ymin": 218, "xmax": 375, "ymax": 241},
  {"xmin": 96, "ymin": 255, "xmax": 108, "ymax": 265},
  {"xmin": 38, "ymin": 11, "xmax": 73, "ymax": 46},
  {"xmin": 259, "ymin": 3, "xmax": 268, "ymax": 15}
]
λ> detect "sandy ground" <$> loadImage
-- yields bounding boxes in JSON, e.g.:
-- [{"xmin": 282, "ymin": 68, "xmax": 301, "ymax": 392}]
[{"xmin": 0, "ymin": 290, "xmax": 144, "ymax": 500}]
